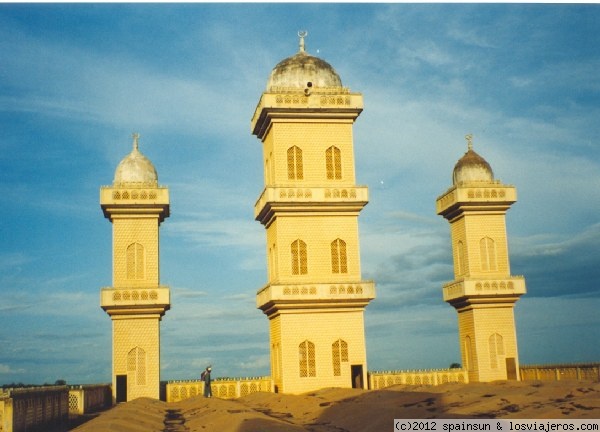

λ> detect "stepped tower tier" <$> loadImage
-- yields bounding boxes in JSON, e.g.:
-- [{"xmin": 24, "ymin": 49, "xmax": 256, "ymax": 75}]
[
  {"xmin": 436, "ymin": 135, "xmax": 526, "ymax": 382},
  {"xmin": 251, "ymin": 32, "xmax": 375, "ymax": 394},
  {"xmin": 100, "ymin": 134, "xmax": 170, "ymax": 402}
]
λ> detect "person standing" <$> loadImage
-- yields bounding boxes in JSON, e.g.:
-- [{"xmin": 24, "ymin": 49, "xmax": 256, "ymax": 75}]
[{"xmin": 201, "ymin": 366, "xmax": 212, "ymax": 398}]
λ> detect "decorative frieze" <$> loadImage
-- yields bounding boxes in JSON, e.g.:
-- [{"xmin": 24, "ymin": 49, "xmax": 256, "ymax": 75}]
[
  {"xmin": 100, "ymin": 287, "xmax": 170, "ymax": 308},
  {"xmin": 100, "ymin": 186, "xmax": 169, "ymax": 203},
  {"xmin": 257, "ymin": 282, "xmax": 375, "ymax": 309},
  {"xmin": 254, "ymin": 186, "xmax": 368, "ymax": 220},
  {"xmin": 442, "ymin": 277, "xmax": 526, "ymax": 301},
  {"xmin": 436, "ymin": 184, "xmax": 517, "ymax": 215}
]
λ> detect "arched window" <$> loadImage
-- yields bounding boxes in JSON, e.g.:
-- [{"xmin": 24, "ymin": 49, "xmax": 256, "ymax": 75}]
[
  {"xmin": 272, "ymin": 343, "xmax": 281, "ymax": 380},
  {"xmin": 456, "ymin": 240, "xmax": 466, "ymax": 276},
  {"xmin": 269, "ymin": 243, "xmax": 278, "ymax": 280},
  {"xmin": 291, "ymin": 239, "xmax": 308, "ymax": 275},
  {"xmin": 299, "ymin": 340, "xmax": 316, "ymax": 377},
  {"xmin": 331, "ymin": 238, "xmax": 348, "ymax": 274},
  {"xmin": 332, "ymin": 339, "xmax": 349, "ymax": 376},
  {"xmin": 126, "ymin": 243, "xmax": 145, "ymax": 280},
  {"xmin": 127, "ymin": 346, "xmax": 146, "ymax": 385},
  {"xmin": 287, "ymin": 146, "xmax": 303, "ymax": 180},
  {"xmin": 326, "ymin": 146, "xmax": 342, "ymax": 180},
  {"xmin": 489, "ymin": 333, "xmax": 505, "ymax": 369},
  {"xmin": 480, "ymin": 237, "xmax": 497, "ymax": 271},
  {"xmin": 464, "ymin": 335, "xmax": 474, "ymax": 371}
]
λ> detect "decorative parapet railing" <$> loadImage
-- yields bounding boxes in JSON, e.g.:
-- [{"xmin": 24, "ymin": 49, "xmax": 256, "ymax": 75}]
[
  {"xmin": 100, "ymin": 185, "xmax": 169, "ymax": 204},
  {"xmin": 68, "ymin": 384, "xmax": 112, "ymax": 415},
  {"xmin": 368, "ymin": 369, "xmax": 468, "ymax": 390},
  {"xmin": 100, "ymin": 286, "xmax": 170, "ymax": 308},
  {"xmin": 520, "ymin": 363, "xmax": 600, "ymax": 382},
  {"xmin": 436, "ymin": 184, "xmax": 516, "ymax": 215},
  {"xmin": 251, "ymin": 92, "xmax": 363, "ymax": 138},
  {"xmin": 257, "ymin": 281, "xmax": 376, "ymax": 309},
  {"xmin": 254, "ymin": 186, "xmax": 369, "ymax": 221},
  {"xmin": 443, "ymin": 277, "xmax": 526, "ymax": 302},
  {"xmin": 267, "ymin": 86, "xmax": 352, "ymax": 96},
  {"xmin": 0, "ymin": 386, "xmax": 69, "ymax": 432},
  {"xmin": 166, "ymin": 377, "xmax": 273, "ymax": 403}
]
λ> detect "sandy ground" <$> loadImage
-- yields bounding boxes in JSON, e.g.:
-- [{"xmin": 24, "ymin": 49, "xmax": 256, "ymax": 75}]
[{"xmin": 71, "ymin": 380, "xmax": 600, "ymax": 432}]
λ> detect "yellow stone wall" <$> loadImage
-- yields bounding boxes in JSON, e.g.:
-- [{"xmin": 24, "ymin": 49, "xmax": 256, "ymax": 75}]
[
  {"xmin": 457, "ymin": 306, "xmax": 520, "ymax": 382},
  {"xmin": 450, "ymin": 213, "xmax": 511, "ymax": 278},
  {"xmin": 100, "ymin": 182, "xmax": 170, "ymax": 402},
  {"xmin": 266, "ymin": 215, "xmax": 361, "ymax": 283},
  {"xmin": 112, "ymin": 317, "xmax": 161, "ymax": 400},
  {"xmin": 253, "ymin": 87, "xmax": 374, "ymax": 394},
  {"xmin": 270, "ymin": 310, "xmax": 367, "ymax": 394},
  {"xmin": 438, "ymin": 178, "xmax": 525, "ymax": 383},
  {"xmin": 369, "ymin": 368, "xmax": 468, "ymax": 389},
  {"xmin": 269, "ymin": 315, "xmax": 283, "ymax": 391},
  {"xmin": 263, "ymin": 121, "xmax": 356, "ymax": 186},
  {"xmin": 112, "ymin": 217, "xmax": 160, "ymax": 288}
]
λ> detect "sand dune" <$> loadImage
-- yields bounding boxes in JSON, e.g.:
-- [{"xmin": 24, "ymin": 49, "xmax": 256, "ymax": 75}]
[{"xmin": 72, "ymin": 380, "xmax": 600, "ymax": 432}]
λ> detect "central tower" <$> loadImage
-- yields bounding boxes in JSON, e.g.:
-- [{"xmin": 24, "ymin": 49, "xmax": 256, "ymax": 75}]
[{"xmin": 251, "ymin": 33, "xmax": 375, "ymax": 394}]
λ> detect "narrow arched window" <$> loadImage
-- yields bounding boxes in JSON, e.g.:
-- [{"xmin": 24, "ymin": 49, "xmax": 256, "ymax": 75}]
[
  {"xmin": 464, "ymin": 335, "xmax": 474, "ymax": 371},
  {"xmin": 332, "ymin": 339, "xmax": 349, "ymax": 376},
  {"xmin": 291, "ymin": 239, "xmax": 308, "ymax": 275},
  {"xmin": 127, "ymin": 346, "xmax": 146, "ymax": 385},
  {"xmin": 456, "ymin": 240, "xmax": 466, "ymax": 276},
  {"xmin": 489, "ymin": 333, "xmax": 505, "ymax": 369},
  {"xmin": 326, "ymin": 146, "xmax": 342, "ymax": 180},
  {"xmin": 480, "ymin": 237, "xmax": 497, "ymax": 271},
  {"xmin": 331, "ymin": 238, "xmax": 348, "ymax": 274},
  {"xmin": 287, "ymin": 146, "xmax": 303, "ymax": 180},
  {"xmin": 299, "ymin": 340, "xmax": 316, "ymax": 377},
  {"xmin": 126, "ymin": 243, "xmax": 145, "ymax": 280}
]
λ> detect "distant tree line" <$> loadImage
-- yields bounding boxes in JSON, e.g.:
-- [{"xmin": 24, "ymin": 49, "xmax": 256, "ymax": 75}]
[{"xmin": 2, "ymin": 379, "xmax": 67, "ymax": 389}]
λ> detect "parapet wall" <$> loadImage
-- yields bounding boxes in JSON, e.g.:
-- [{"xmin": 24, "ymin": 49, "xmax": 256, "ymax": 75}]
[
  {"xmin": 368, "ymin": 369, "xmax": 468, "ymax": 390},
  {"xmin": 0, "ymin": 384, "xmax": 112, "ymax": 432},
  {"xmin": 520, "ymin": 363, "xmax": 600, "ymax": 382},
  {"xmin": 68, "ymin": 384, "xmax": 112, "ymax": 415},
  {"xmin": 167, "ymin": 377, "xmax": 273, "ymax": 402},
  {"xmin": 0, "ymin": 386, "xmax": 68, "ymax": 432}
]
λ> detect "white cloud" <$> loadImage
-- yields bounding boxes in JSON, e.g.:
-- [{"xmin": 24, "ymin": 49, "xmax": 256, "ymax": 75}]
[{"xmin": 0, "ymin": 364, "xmax": 26, "ymax": 375}]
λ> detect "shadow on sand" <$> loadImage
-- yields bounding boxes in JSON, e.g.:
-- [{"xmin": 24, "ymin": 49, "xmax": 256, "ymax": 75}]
[{"xmin": 69, "ymin": 381, "xmax": 600, "ymax": 432}]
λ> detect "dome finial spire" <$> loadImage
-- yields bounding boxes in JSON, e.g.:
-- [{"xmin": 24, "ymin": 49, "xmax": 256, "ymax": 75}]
[
  {"xmin": 465, "ymin": 133, "xmax": 473, "ymax": 151},
  {"xmin": 132, "ymin": 132, "xmax": 140, "ymax": 151},
  {"xmin": 298, "ymin": 30, "xmax": 308, "ymax": 52}
]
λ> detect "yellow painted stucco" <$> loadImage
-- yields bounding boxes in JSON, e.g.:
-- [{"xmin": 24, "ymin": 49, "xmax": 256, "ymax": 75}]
[
  {"xmin": 437, "ymin": 146, "xmax": 526, "ymax": 382},
  {"xmin": 251, "ymin": 54, "xmax": 375, "ymax": 394},
  {"xmin": 99, "ymin": 138, "xmax": 170, "ymax": 402}
]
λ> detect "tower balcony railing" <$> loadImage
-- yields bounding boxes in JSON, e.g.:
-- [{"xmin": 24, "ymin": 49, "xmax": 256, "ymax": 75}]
[
  {"xmin": 100, "ymin": 286, "xmax": 170, "ymax": 308},
  {"xmin": 251, "ymin": 91, "xmax": 364, "ymax": 123},
  {"xmin": 100, "ymin": 185, "xmax": 169, "ymax": 204},
  {"xmin": 436, "ymin": 184, "xmax": 517, "ymax": 214},
  {"xmin": 254, "ymin": 185, "xmax": 369, "ymax": 218},
  {"xmin": 257, "ymin": 281, "xmax": 375, "ymax": 309},
  {"xmin": 442, "ymin": 277, "xmax": 526, "ymax": 302}
]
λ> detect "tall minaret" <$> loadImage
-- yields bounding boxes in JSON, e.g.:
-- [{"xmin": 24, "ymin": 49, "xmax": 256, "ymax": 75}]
[
  {"xmin": 100, "ymin": 134, "xmax": 170, "ymax": 402},
  {"xmin": 436, "ymin": 135, "xmax": 526, "ymax": 382},
  {"xmin": 251, "ymin": 33, "xmax": 375, "ymax": 394}
]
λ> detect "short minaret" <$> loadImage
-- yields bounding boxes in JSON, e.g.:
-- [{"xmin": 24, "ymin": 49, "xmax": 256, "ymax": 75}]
[
  {"xmin": 100, "ymin": 134, "xmax": 170, "ymax": 402},
  {"xmin": 251, "ymin": 33, "xmax": 375, "ymax": 394},
  {"xmin": 436, "ymin": 135, "xmax": 526, "ymax": 382}
]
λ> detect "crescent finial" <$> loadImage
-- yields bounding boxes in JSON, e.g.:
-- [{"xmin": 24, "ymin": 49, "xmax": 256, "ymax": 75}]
[
  {"xmin": 465, "ymin": 133, "xmax": 473, "ymax": 151},
  {"xmin": 132, "ymin": 132, "xmax": 140, "ymax": 151},
  {"xmin": 298, "ymin": 30, "xmax": 308, "ymax": 52}
]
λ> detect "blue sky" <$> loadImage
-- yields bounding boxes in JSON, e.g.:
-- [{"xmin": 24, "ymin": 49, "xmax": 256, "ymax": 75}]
[{"xmin": 1, "ymin": 3, "xmax": 599, "ymax": 385}]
